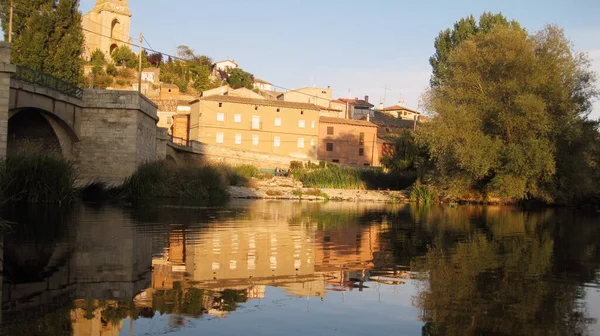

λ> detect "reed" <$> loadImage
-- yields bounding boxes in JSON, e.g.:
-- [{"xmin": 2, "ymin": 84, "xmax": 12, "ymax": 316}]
[
  {"xmin": 121, "ymin": 161, "xmax": 229, "ymax": 202},
  {"xmin": 0, "ymin": 147, "xmax": 76, "ymax": 204}
]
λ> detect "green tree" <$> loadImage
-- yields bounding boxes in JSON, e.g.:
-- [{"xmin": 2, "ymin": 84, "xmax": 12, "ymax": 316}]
[
  {"xmin": 226, "ymin": 67, "xmax": 254, "ymax": 89},
  {"xmin": 111, "ymin": 45, "xmax": 137, "ymax": 68},
  {"xmin": 429, "ymin": 12, "xmax": 521, "ymax": 87},
  {"xmin": 0, "ymin": 0, "xmax": 84, "ymax": 85},
  {"xmin": 380, "ymin": 130, "xmax": 422, "ymax": 173},
  {"xmin": 160, "ymin": 45, "xmax": 218, "ymax": 93},
  {"xmin": 90, "ymin": 49, "xmax": 106, "ymax": 65},
  {"xmin": 43, "ymin": 0, "xmax": 84, "ymax": 85},
  {"xmin": 421, "ymin": 19, "xmax": 598, "ymax": 203}
]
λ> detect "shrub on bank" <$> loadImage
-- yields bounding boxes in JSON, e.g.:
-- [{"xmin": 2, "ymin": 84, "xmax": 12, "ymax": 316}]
[
  {"xmin": 0, "ymin": 149, "xmax": 76, "ymax": 204},
  {"xmin": 292, "ymin": 164, "xmax": 416, "ymax": 190},
  {"xmin": 121, "ymin": 161, "xmax": 229, "ymax": 202}
]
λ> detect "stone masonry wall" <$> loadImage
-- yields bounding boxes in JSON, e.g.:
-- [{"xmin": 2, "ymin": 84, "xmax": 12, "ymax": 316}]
[
  {"xmin": 0, "ymin": 42, "xmax": 16, "ymax": 157},
  {"xmin": 75, "ymin": 90, "xmax": 158, "ymax": 184},
  {"xmin": 186, "ymin": 141, "xmax": 311, "ymax": 169}
]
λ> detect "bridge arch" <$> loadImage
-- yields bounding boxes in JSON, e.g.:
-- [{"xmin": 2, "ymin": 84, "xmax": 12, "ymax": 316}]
[{"xmin": 8, "ymin": 108, "xmax": 77, "ymax": 157}]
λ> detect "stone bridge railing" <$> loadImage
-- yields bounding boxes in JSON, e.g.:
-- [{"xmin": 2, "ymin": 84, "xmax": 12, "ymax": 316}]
[{"xmin": 11, "ymin": 65, "xmax": 83, "ymax": 99}]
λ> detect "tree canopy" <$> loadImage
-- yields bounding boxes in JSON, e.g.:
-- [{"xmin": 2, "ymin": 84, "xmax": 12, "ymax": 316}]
[
  {"xmin": 226, "ymin": 67, "xmax": 254, "ymax": 90},
  {"xmin": 1, "ymin": 0, "xmax": 84, "ymax": 85},
  {"xmin": 420, "ymin": 14, "xmax": 599, "ymax": 203},
  {"xmin": 429, "ymin": 12, "xmax": 522, "ymax": 87},
  {"xmin": 159, "ymin": 45, "xmax": 221, "ymax": 93}
]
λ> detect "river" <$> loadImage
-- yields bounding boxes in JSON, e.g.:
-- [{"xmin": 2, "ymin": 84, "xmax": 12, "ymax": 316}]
[{"xmin": 1, "ymin": 200, "xmax": 599, "ymax": 335}]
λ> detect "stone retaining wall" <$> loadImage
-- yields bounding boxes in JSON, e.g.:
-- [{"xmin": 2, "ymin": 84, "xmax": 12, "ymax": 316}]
[{"xmin": 186, "ymin": 141, "xmax": 311, "ymax": 169}]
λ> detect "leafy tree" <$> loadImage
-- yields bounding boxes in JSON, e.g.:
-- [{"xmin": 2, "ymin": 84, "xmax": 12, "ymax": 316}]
[
  {"xmin": 43, "ymin": 0, "xmax": 84, "ymax": 85},
  {"xmin": 90, "ymin": 49, "xmax": 106, "ymax": 65},
  {"xmin": 429, "ymin": 12, "xmax": 522, "ymax": 87},
  {"xmin": 111, "ymin": 45, "xmax": 137, "ymax": 68},
  {"xmin": 381, "ymin": 130, "xmax": 423, "ymax": 173},
  {"xmin": 160, "ymin": 45, "xmax": 218, "ymax": 93},
  {"xmin": 147, "ymin": 52, "xmax": 163, "ymax": 67},
  {"xmin": 226, "ymin": 67, "xmax": 254, "ymax": 89},
  {"xmin": 0, "ymin": 0, "xmax": 84, "ymax": 85},
  {"xmin": 421, "ymin": 18, "xmax": 599, "ymax": 203}
]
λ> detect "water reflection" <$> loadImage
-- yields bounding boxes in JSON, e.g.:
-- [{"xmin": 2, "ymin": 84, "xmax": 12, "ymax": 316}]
[{"xmin": 0, "ymin": 201, "xmax": 599, "ymax": 335}]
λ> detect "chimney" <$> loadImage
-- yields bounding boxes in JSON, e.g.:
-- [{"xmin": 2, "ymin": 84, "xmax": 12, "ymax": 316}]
[
  {"xmin": 379, "ymin": 101, "xmax": 384, "ymax": 110},
  {"xmin": 366, "ymin": 112, "xmax": 371, "ymax": 122},
  {"xmin": 364, "ymin": 95, "xmax": 369, "ymax": 103}
]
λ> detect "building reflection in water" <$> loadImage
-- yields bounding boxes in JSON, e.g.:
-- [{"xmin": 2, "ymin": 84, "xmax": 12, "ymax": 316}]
[
  {"xmin": 136, "ymin": 201, "xmax": 399, "ymax": 321},
  {"xmin": 0, "ymin": 201, "xmax": 403, "ymax": 335}
]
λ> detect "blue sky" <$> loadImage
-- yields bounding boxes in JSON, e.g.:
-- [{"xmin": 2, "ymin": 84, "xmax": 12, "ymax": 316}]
[{"xmin": 81, "ymin": 0, "xmax": 600, "ymax": 118}]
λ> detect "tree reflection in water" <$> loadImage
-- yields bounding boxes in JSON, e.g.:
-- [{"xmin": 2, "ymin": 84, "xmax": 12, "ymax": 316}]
[{"xmin": 410, "ymin": 206, "xmax": 599, "ymax": 336}]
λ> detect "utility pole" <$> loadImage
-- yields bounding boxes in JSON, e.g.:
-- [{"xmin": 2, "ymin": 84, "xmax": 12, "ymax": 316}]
[
  {"xmin": 138, "ymin": 33, "xmax": 143, "ymax": 93},
  {"xmin": 8, "ymin": 0, "xmax": 13, "ymax": 43}
]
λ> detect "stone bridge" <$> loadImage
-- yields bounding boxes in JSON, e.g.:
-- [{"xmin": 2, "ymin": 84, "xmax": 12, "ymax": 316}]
[{"xmin": 0, "ymin": 41, "xmax": 166, "ymax": 184}]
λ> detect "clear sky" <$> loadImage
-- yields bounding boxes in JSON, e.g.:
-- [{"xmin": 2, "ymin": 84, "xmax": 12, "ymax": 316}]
[{"xmin": 79, "ymin": 0, "xmax": 600, "ymax": 118}]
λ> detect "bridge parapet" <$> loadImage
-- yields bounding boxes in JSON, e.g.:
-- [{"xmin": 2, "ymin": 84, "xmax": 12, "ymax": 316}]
[{"xmin": 12, "ymin": 65, "xmax": 83, "ymax": 99}]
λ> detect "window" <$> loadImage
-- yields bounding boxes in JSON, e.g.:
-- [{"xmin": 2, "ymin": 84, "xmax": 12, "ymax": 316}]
[
  {"xmin": 217, "ymin": 112, "xmax": 225, "ymax": 122},
  {"xmin": 301, "ymin": 111, "xmax": 304, "ymax": 115},
  {"xmin": 326, "ymin": 143, "xmax": 333, "ymax": 151},
  {"xmin": 255, "ymin": 106, "xmax": 259, "ymax": 111},
  {"xmin": 274, "ymin": 118, "xmax": 282, "ymax": 127},
  {"xmin": 274, "ymin": 136, "xmax": 281, "ymax": 147},
  {"xmin": 167, "ymin": 116, "xmax": 173, "ymax": 125},
  {"xmin": 252, "ymin": 116, "xmax": 260, "ymax": 129},
  {"xmin": 234, "ymin": 114, "xmax": 241, "ymax": 123},
  {"xmin": 277, "ymin": 108, "xmax": 280, "ymax": 112},
  {"xmin": 218, "ymin": 102, "xmax": 223, "ymax": 107},
  {"xmin": 359, "ymin": 132, "xmax": 365, "ymax": 145},
  {"xmin": 327, "ymin": 127, "xmax": 334, "ymax": 135},
  {"xmin": 311, "ymin": 121, "xmax": 316, "ymax": 129},
  {"xmin": 332, "ymin": 159, "xmax": 339, "ymax": 163},
  {"xmin": 310, "ymin": 138, "xmax": 315, "ymax": 147},
  {"xmin": 216, "ymin": 132, "xmax": 224, "ymax": 143},
  {"xmin": 297, "ymin": 138, "xmax": 305, "ymax": 149},
  {"xmin": 359, "ymin": 148, "xmax": 364, "ymax": 156},
  {"xmin": 364, "ymin": 163, "xmax": 370, "ymax": 166},
  {"xmin": 235, "ymin": 133, "xmax": 242, "ymax": 145},
  {"xmin": 252, "ymin": 134, "xmax": 259, "ymax": 146},
  {"xmin": 298, "ymin": 120, "xmax": 306, "ymax": 128}
]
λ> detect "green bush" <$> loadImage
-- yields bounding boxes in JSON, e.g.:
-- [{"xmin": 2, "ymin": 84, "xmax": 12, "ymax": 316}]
[
  {"xmin": 290, "ymin": 161, "xmax": 304, "ymax": 170},
  {"xmin": 121, "ymin": 161, "xmax": 229, "ymax": 203},
  {"xmin": 116, "ymin": 79, "xmax": 126, "ymax": 86},
  {"xmin": 409, "ymin": 183, "xmax": 438, "ymax": 204},
  {"xmin": 106, "ymin": 63, "xmax": 118, "ymax": 76},
  {"xmin": 0, "ymin": 148, "xmax": 76, "ymax": 204}
]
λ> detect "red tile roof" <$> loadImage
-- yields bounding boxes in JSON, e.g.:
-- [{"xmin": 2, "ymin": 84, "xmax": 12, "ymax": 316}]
[
  {"xmin": 193, "ymin": 95, "xmax": 321, "ymax": 110},
  {"xmin": 319, "ymin": 116, "xmax": 377, "ymax": 128},
  {"xmin": 379, "ymin": 104, "xmax": 420, "ymax": 114}
]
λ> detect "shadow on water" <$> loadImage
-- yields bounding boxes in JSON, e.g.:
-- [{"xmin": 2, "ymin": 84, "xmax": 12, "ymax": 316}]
[{"xmin": 0, "ymin": 201, "xmax": 599, "ymax": 335}]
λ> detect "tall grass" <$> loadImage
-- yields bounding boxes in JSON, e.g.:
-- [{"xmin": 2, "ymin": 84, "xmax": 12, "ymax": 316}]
[
  {"xmin": 409, "ymin": 183, "xmax": 438, "ymax": 204},
  {"xmin": 293, "ymin": 164, "xmax": 416, "ymax": 190},
  {"xmin": 0, "ymin": 148, "xmax": 76, "ymax": 204},
  {"xmin": 293, "ymin": 164, "xmax": 365, "ymax": 189},
  {"xmin": 121, "ymin": 161, "xmax": 229, "ymax": 202},
  {"xmin": 216, "ymin": 164, "xmax": 260, "ymax": 187}
]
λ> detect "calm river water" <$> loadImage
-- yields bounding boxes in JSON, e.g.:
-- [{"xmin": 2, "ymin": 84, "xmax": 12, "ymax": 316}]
[{"xmin": 1, "ymin": 200, "xmax": 599, "ymax": 335}]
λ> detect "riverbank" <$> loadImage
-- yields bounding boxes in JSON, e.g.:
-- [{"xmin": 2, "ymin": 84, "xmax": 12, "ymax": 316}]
[{"xmin": 228, "ymin": 176, "xmax": 409, "ymax": 203}]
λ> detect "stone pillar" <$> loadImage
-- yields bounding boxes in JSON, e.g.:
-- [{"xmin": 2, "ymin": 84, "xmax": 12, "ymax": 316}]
[{"xmin": 0, "ymin": 42, "xmax": 16, "ymax": 158}]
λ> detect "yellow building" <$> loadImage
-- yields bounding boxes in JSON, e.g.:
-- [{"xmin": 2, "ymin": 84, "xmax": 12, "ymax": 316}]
[
  {"xmin": 379, "ymin": 102, "xmax": 421, "ymax": 121},
  {"xmin": 190, "ymin": 95, "xmax": 320, "ymax": 160},
  {"xmin": 277, "ymin": 87, "xmax": 332, "ymax": 108},
  {"xmin": 82, "ymin": 0, "xmax": 133, "ymax": 60}
]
